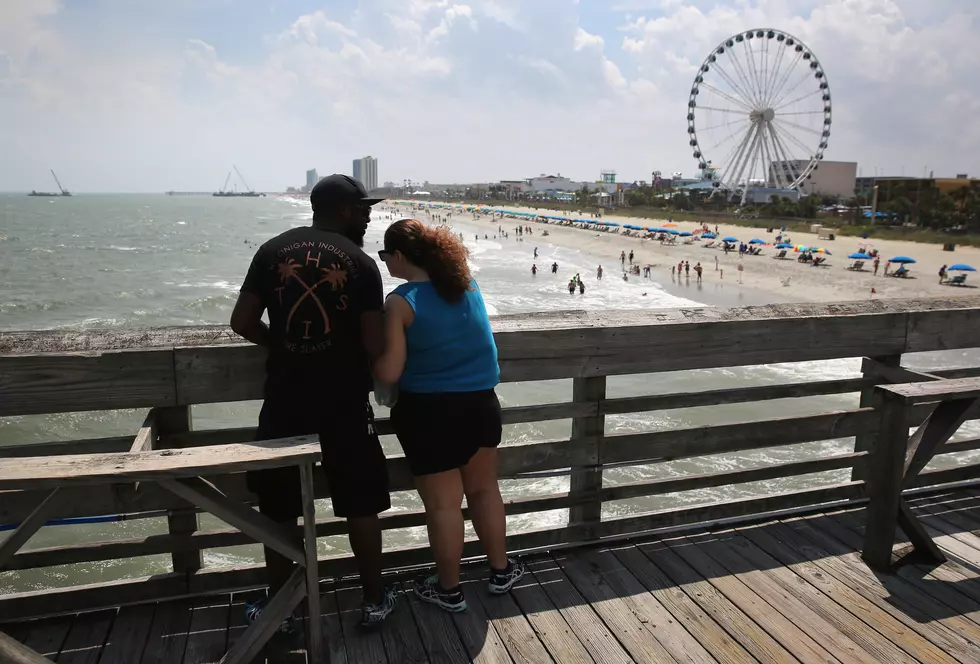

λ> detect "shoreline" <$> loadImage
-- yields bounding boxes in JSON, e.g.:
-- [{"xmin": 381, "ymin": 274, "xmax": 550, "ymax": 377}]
[{"xmin": 392, "ymin": 201, "xmax": 980, "ymax": 305}]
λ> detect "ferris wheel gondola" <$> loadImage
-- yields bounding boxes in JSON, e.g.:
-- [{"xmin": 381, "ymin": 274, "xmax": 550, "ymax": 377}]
[{"xmin": 687, "ymin": 29, "xmax": 831, "ymax": 203}]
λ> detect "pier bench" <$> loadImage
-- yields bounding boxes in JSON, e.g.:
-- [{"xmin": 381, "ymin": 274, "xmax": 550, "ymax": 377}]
[{"xmin": 0, "ymin": 439, "xmax": 325, "ymax": 664}]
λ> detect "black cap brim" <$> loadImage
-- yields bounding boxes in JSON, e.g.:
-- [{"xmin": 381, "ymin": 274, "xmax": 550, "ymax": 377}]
[{"xmin": 363, "ymin": 197, "xmax": 384, "ymax": 206}]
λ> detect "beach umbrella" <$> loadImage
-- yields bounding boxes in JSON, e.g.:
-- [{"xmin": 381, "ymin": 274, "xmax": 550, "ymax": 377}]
[
  {"xmin": 749, "ymin": 238, "xmax": 765, "ymax": 244},
  {"xmin": 775, "ymin": 243, "xmax": 794, "ymax": 249},
  {"xmin": 812, "ymin": 248, "xmax": 832, "ymax": 255},
  {"xmin": 890, "ymin": 256, "xmax": 917, "ymax": 264},
  {"xmin": 668, "ymin": 229, "xmax": 680, "ymax": 235},
  {"xmin": 723, "ymin": 236, "xmax": 738, "ymax": 243},
  {"xmin": 647, "ymin": 227, "xmax": 666, "ymax": 233},
  {"xmin": 678, "ymin": 231, "xmax": 693, "ymax": 237},
  {"xmin": 702, "ymin": 233, "xmax": 717, "ymax": 239},
  {"xmin": 848, "ymin": 253, "xmax": 873, "ymax": 260},
  {"xmin": 605, "ymin": 222, "xmax": 621, "ymax": 227},
  {"xmin": 949, "ymin": 264, "xmax": 976, "ymax": 272},
  {"xmin": 663, "ymin": 222, "xmax": 677, "ymax": 227}
]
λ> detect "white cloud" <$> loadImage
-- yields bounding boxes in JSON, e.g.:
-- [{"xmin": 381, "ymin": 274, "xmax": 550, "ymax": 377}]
[{"xmin": 0, "ymin": 0, "xmax": 977, "ymax": 191}]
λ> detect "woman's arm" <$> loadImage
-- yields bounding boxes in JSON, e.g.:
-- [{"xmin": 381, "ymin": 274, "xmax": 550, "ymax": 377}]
[{"xmin": 373, "ymin": 294, "xmax": 413, "ymax": 385}]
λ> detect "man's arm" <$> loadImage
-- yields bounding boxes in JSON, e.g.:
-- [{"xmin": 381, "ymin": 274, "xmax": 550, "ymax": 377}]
[
  {"xmin": 230, "ymin": 291, "xmax": 271, "ymax": 347},
  {"xmin": 359, "ymin": 260, "xmax": 386, "ymax": 362}
]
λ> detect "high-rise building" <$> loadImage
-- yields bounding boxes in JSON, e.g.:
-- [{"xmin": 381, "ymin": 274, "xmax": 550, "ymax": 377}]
[
  {"xmin": 352, "ymin": 156, "xmax": 378, "ymax": 192},
  {"xmin": 305, "ymin": 169, "xmax": 318, "ymax": 191}
]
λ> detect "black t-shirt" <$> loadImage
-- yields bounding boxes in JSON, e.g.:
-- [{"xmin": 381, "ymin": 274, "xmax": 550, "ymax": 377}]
[{"xmin": 241, "ymin": 226, "xmax": 382, "ymax": 401}]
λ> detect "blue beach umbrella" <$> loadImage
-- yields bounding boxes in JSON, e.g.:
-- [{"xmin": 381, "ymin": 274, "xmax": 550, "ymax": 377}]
[
  {"xmin": 678, "ymin": 231, "xmax": 694, "ymax": 237},
  {"xmin": 949, "ymin": 264, "xmax": 976, "ymax": 272},
  {"xmin": 848, "ymin": 253, "xmax": 873, "ymax": 260},
  {"xmin": 775, "ymin": 243, "xmax": 794, "ymax": 249},
  {"xmin": 648, "ymin": 227, "xmax": 666, "ymax": 233},
  {"xmin": 604, "ymin": 222, "xmax": 621, "ymax": 227},
  {"xmin": 749, "ymin": 238, "xmax": 765, "ymax": 244},
  {"xmin": 701, "ymin": 233, "xmax": 717, "ymax": 239},
  {"xmin": 668, "ymin": 229, "xmax": 680, "ymax": 235},
  {"xmin": 890, "ymin": 256, "xmax": 916, "ymax": 264},
  {"xmin": 723, "ymin": 236, "xmax": 738, "ymax": 243}
]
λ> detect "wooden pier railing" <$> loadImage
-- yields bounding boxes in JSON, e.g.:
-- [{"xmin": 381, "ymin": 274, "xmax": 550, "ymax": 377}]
[{"xmin": 2, "ymin": 296, "xmax": 980, "ymax": 622}]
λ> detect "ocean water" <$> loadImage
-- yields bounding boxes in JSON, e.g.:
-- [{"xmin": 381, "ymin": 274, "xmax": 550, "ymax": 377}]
[{"xmin": 1, "ymin": 193, "xmax": 979, "ymax": 592}]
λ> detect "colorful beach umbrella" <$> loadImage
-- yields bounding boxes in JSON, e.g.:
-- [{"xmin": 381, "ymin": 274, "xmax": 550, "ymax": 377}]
[
  {"xmin": 949, "ymin": 264, "xmax": 976, "ymax": 272},
  {"xmin": 663, "ymin": 222, "xmax": 677, "ymax": 227},
  {"xmin": 890, "ymin": 256, "xmax": 916, "ymax": 264},
  {"xmin": 848, "ymin": 253, "xmax": 873, "ymax": 260}
]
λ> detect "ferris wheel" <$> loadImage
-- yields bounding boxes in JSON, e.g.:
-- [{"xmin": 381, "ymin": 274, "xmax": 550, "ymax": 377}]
[{"xmin": 687, "ymin": 29, "xmax": 831, "ymax": 203}]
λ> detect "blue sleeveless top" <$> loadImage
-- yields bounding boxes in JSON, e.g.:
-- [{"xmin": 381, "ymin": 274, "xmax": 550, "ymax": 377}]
[{"xmin": 392, "ymin": 280, "xmax": 499, "ymax": 393}]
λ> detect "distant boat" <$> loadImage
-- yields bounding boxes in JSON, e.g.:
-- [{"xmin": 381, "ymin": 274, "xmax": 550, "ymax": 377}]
[
  {"xmin": 28, "ymin": 170, "xmax": 72, "ymax": 197},
  {"xmin": 213, "ymin": 165, "xmax": 266, "ymax": 197}
]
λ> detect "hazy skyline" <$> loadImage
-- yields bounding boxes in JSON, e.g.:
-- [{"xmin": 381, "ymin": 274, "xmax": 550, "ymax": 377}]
[{"xmin": 1, "ymin": 0, "xmax": 977, "ymax": 192}]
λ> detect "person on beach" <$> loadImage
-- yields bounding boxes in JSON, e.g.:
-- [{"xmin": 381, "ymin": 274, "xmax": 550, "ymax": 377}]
[
  {"xmin": 695, "ymin": 263, "xmax": 703, "ymax": 282},
  {"xmin": 531, "ymin": 264, "xmax": 537, "ymax": 276},
  {"xmin": 628, "ymin": 250, "xmax": 634, "ymax": 265},
  {"xmin": 534, "ymin": 247, "xmax": 538, "ymax": 259},
  {"xmin": 568, "ymin": 279, "xmax": 576, "ymax": 294},
  {"xmin": 939, "ymin": 265, "xmax": 947, "ymax": 284},
  {"xmin": 597, "ymin": 265, "xmax": 603, "ymax": 280},
  {"xmin": 620, "ymin": 251, "xmax": 626, "ymax": 268},
  {"xmin": 737, "ymin": 259, "xmax": 744, "ymax": 283},
  {"xmin": 230, "ymin": 174, "xmax": 395, "ymax": 631},
  {"xmin": 714, "ymin": 255, "xmax": 719, "ymax": 271},
  {"xmin": 373, "ymin": 219, "xmax": 525, "ymax": 613},
  {"xmin": 873, "ymin": 256, "xmax": 880, "ymax": 276},
  {"xmin": 684, "ymin": 261, "xmax": 690, "ymax": 278},
  {"xmin": 552, "ymin": 262, "xmax": 558, "ymax": 274},
  {"xmin": 578, "ymin": 279, "xmax": 586, "ymax": 295}
]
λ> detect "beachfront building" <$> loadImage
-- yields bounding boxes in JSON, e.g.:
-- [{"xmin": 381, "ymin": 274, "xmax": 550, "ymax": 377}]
[
  {"xmin": 527, "ymin": 174, "xmax": 578, "ymax": 193},
  {"xmin": 769, "ymin": 160, "xmax": 857, "ymax": 199},
  {"xmin": 352, "ymin": 156, "xmax": 378, "ymax": 192},
  {"xmin": 305, "ymin": 169, "xmax": 318, "ymax": 191}
]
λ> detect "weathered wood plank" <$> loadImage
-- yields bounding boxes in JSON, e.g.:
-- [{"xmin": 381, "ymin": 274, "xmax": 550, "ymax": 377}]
[
  {"xmin": 697, "ymin": 529, "xmax": 915, "ymax": 664},
  {"xmin": 506, "ymin": 562, "xmax": 595, "ymax": 664},
  {"xmin": 401, "ymin": 580, "xmax": 469, "ymax": 664},
  {"xmin": 524, "ymin": 558, "xmax": 633, "ymax": 664},
  {"xmin": 0, "ymin": 439, "xmax": 320, "ymax": 490},
  {"xmin": 463, "ymin": 572, "xmax": 555, "ymax": 664},
  {"xmin": 558, "ymin": 548, "xmax": 714, "ymax": 664},
  {"xmin": 0, "ymin": 349, "xmax": 177, "ymax": 416},
  {"xmin": 633, "ymin": 540, "xmax": 793, "ymax": 663},
  {"xmin": 567, "ymin": 376, "xmax": 604, "ymax": 536},
  {"xmin": 861, "ymin": 388, "xmax": 908, "ymax": 569},
  {"xmin": 157, "ymin": 406, "xmax": 204, "ymax": 576},
  {"xmin": 98, "ymin": 604, "xmax": 155, "ymax": 664},
  {"xmin": 736, "ymin": 519, "xmax": 962, "ymax": 664},
  {"xmin": 602, "ymin": 376, "xmax": 872, "ymax": 415},
  {"xmin": 608, "ymin": 544, "xmax": 755, "ymax": 664},
  {"xmin": 0, "ymin": 489, "xmax": 63, "ymax": 569},
  {"xmin": 779, "ymin": 516, "xmax": 980, "ymax": 662},
  {"xmin": 602, "ymin": 408, "xmax": 876, "ymax": 465},
  {"xmin": 139, "ymin": 599, "xmax": 193, "ymax": 664},
  {"xmin": 0, "ymin": 436, "xmax": 132, "ymax": 459},
  {"xmin": 299, "ymin": 463, "xmax": 323, "ymax": 663},
  {"xmin": 54, "ymin": 610, "xmax": 115, "ymax": 664},
  {"xmin": 181, "ymin": 596, "xmax": 230, "ymax": 664},
  {"xmin": 448, "ymin": 582, "xmax": 514, "ymax": 664},
  {"xmin": 21, "ymin": 618, "xmax": 72, "ymax": 661},
  {"xmin": 333, "ymin": 586, "xmax": 386, "ymax": 664},
  {"xmin": 131, "ymin": 410, "xmax": 159, "ymax": 454},
  {"xmin": 220, "ymin": 569, "xmax": 305, "ymax": 664},
  {"xmin": 882, "ymin": 377, "xmax": 980, "ymax": 404},
  {"xmin": 376, "ymin": 585, "xmax": 428, "ymax": 664},
  {"xmin": 0, "ymin": 630, "xmax": 54, "ymax": 664},
  {"xmin": 661, "ymin": 535, "xmax": 838, "ymax": 663}
]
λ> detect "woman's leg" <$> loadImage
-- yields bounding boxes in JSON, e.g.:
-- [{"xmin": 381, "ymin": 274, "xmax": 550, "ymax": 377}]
[
  {"xmin": 460, "ymin": 447, "xmax": 508, "ymax": 570},
  {"xmin": 415, "ymin": 469, "xmax": 466, "ymax": 588}
]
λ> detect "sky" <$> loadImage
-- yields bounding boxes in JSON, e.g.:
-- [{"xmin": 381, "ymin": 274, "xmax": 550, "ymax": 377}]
[{"xmin": 0, "ymin": 0, "xmax": 977, "ymax": 192}]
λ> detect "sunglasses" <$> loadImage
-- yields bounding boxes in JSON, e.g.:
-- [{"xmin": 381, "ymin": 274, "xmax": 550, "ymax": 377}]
[{"xmin": 378, "ymin": 250, "xmax": 392, "ymax": 261}]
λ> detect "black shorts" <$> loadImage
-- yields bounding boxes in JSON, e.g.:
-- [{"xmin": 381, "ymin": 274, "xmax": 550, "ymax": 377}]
[
  {"xmin": 391, "ymin": 389, "xmax": 502, "ymax": 476},
  {"xmin": 246, "ymin": 396, "xmax": 390, "ymax": 520}
]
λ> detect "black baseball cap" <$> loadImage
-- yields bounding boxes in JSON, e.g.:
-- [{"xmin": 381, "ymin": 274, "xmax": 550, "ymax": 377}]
[{"xmin": 310, "ymin": 174, "xmax": 384, "ymax": 213}]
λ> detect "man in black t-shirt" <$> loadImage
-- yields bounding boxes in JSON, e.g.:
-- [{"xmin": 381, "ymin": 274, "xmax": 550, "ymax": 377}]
[{"xmin": 231, "ymin": 174, "xmax": 394, "ymax": 631}]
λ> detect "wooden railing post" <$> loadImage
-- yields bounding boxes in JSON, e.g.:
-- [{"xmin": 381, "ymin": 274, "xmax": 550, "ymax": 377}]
[
  {"xmin": 568, "ymin": 376, "xmax": 605, "ymax": 541},
  {"xmin": 861, "ymin": 386, "xmax": 907, "ymax": 569},
  {"xmin": 852, "ymin": 355, "xmax": 901, "ymax": 481},
  {"xmin": 157, "ymin": 405, "xmax": 202, "ymax": 575}
]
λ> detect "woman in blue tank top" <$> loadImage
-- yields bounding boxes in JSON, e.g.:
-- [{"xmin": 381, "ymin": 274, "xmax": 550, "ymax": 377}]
[{"xmin": 374, "ymin": 218, "xmax": 525, "ymax": 613}]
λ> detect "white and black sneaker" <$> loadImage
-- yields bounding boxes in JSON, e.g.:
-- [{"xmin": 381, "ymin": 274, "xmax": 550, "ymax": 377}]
[
  {"xmin": 359, "ymin": 586, "xmax": 398, "ymax": 630},
  {"xmin": 414, "ymin": 575, "xmax": 467, "ymax": 612},
  {"xmin": 488, "ymin": 558, "xmax": 525, "ymax": 595}
]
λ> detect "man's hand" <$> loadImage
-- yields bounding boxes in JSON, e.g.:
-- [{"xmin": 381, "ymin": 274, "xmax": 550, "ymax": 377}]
[{"xmin": 230, "ymin": 291, "xmax": 270, "ymax": 346}]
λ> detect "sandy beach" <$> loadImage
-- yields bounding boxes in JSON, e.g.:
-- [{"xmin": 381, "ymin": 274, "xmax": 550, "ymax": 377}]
[{"xmin": 392, "ymin": 201, "xmax": 980, "ymax": 305}]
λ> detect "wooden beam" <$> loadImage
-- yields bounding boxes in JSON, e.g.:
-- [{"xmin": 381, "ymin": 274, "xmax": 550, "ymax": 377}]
[
  {"xmin": 903, "ymin": 398, "xmax": 977, "ymax": 483},
  {"xmin": 860, "ymin": 357, "xmax": 941, "ymax": 385},
  {"xmin": 567, "ymin": 377, "xmax": 604, "ymax": 537},
  {"xmin": 0, "ymin": 489, "xmax": 61, "ymax": 569},
  {"xmin": 881, "ymin": 377, "xmax": 980, "ymax": 404},
  {"xmin": 896, "ymin": 500, "xmax": 946, "ymax": 564},
  {"xmin": 0, "ymin": 438, "xmax": 320, "ymax": 490},
  {"xmin": 299, "ymin": 463, "xmax": 324, "ymax": 663},
  {"xmin": 0, "ymin": 630, "xmax": 54, "ymax": 664},
  {"xmin": 853, "ymin": 354, "xmax": 901, "ymax": 482},
  {"xmin": 862, "ymin": 387, "xmax": 909, "ymax": 570},
  {"xmin": 220, "ymin": 566, "xmax": 306, "ymax": 664},
  {"xmin": 130, "ymin": 410, "xmax": 158, "ymax": 454},
  {"xmin": 160, "ymin": 478, "xmax": 305, "ymax": 565},
  {"xmin": 156, "ymin": 405, "xmax": 201, "ymax": 575}
]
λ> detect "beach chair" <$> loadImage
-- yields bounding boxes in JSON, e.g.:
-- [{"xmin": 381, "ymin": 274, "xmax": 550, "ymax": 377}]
[
  {"xmin": 848, "ymin": 260, "xmax": 865, "ymax": 271},
  {"xmin": 703, "ymin": 241, "xmax": 715, "ymax": 248},
  {"xmin": 949, "ymin": 274, "xmax": 967, "ymax": 286},
  {"xmin": 812, "ymin": 256, "xmax": 827, "ymax": 267},
  {"xmin": 773, "ymin": 249, "xmax": 787, "ymax": 259}
]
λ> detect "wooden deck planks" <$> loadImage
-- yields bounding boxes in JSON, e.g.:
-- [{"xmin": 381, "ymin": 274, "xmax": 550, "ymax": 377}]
[
  {"xmin": 662, "ymin": 536, "xmax": 839, "ymax": 663},
  {"xmin": 98, "ymin": 605, "xmax": 155, "ymax": 664},
  {"xmin": 557, "ymin": 549, "xmax": 712, "ymax": 664},
  {"xmin": 56, "ymin": 610, "xmax": 115, "ymax": 664},
  {"xmin": 377, "ymin": 585, "xmax": 429, "ymax": 664},
  {"xmin": 464, "ymin": 574, "xmax": 555, "ymax": 664},
  {"xmin": 140, "ymin": 598, "xmax": 193, "ymax": 664},
  {"xmin": 22, "ymin": 616, "xmax": 74, "ymax": 660},
  {"xmin": 633, "ymin": 540, "xmax": 795, "ymax": 664},
  {"xmin": 400, "ymin": 580, "xmax": 469, "ymax": 664},
  {"xmin": 181, "ymin": 595, "xmax": 230, "ymax": 664},
  {"xmin": 333, "ymin": 586, "xmax": 386, "ymax": 664},
  {"xmin": 525, "ymin": 557, "xmax": 634, "ymax": 664}
]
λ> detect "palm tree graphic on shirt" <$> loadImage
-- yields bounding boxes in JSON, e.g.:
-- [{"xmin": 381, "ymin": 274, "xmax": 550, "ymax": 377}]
[{"xmin": 277, "ymin": 259, "xmax": 349, "ymax": 334}]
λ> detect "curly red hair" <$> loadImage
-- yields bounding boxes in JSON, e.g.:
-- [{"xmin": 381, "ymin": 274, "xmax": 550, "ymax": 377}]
[{"xmin": 384, "ymin": 219, "xmax": 472, "ymax": 302}]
